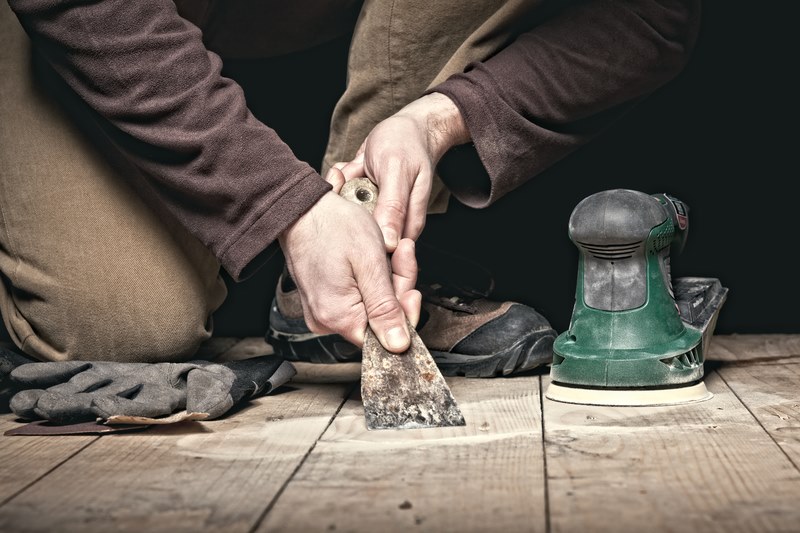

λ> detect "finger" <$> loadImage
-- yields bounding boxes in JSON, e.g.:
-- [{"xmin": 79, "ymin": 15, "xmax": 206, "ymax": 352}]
[
  {"xmin": 324, "ymin": 166, "xmax": 346, "ymax": 194},
  {"xmin": 340, "ymin": 156, "xmax": 366, "ymax": 182},
  {"xmin": 357, "ymin": 257, "xmax": 410, "ymax": 353},
  {"xmin": 400, "ymin": 289, "xmax": 422, "ymax": 329},
  {"xmin": 371, "ymin": 161, "xmax": 413, "ymax": 253},
  {"xmin": 9, "ymin": 389, "xmax": 47, "ymax": 420},
  {"xmin": 403, "ymin": 172, "xmax": 431, "ymax": 241},
  {"xmin": 391, "ymin": 238, "xmax": 418, "ymax": 296},
  {"xmin": 30, "ymin": 391, "xmax": 98, "ymax": 424},
  {"xmin": 92, "ymin": 385, "xmax": 185, "ymax": 420},
  {"xmin": 392, "ymin": 239, "xmax": 420, "ymax": 328},
  {"xmin": 10, "ymin": 361, "xmax": 92, "ymax": 387}
]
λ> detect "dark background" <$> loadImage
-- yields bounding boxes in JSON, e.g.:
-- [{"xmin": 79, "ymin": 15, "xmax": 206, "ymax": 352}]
[
  {"xmin": 212, "ymin": 1, "xmax": 797, "ymax": 338},
  {"xmin": 2, "ymin": 1, "xmax": 794, "ymax": 344}
]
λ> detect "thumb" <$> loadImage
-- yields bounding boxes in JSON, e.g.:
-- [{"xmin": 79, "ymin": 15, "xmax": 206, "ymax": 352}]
[{"xmin": 358, "ymin": 260, "xmax": 411, "ymax": 354}]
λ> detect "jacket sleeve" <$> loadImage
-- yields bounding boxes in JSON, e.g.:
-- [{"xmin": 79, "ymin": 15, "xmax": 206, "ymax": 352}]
[
  {"xmin": 7, "ymin": 0, "xmax": 331, "ymax": 280},
  {"xmin": 430, "ymin": 0, "xmax": 702, "ymax": 207}
]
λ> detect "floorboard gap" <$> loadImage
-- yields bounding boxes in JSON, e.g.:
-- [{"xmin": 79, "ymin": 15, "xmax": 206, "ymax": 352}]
[{"xmin": 539, "ymin": 374, "xmax": 551, "ymax": 533}]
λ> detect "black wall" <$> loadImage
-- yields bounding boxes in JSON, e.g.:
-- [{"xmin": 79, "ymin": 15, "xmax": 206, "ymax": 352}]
[
  {"xmin": 213, "ymin": 1, "xmax": 797, "ymax": 337},
  {"xmin": 3, "ymin": 1, "xmax": 794, "ymax": 344}
]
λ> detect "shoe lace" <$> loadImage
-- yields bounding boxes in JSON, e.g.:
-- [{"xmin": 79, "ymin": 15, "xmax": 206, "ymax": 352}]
[
  {"xmin": 415, "ymin": 241, "xmax": 496, "ymax": 314},
  {"xmin": 419, "ymin": 281, "xmax": 485, "ymax": 314}
]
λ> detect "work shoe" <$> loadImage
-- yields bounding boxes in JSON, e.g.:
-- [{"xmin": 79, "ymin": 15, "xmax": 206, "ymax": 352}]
[{"xmin": 266, "ymin": 244, "xmax": 556, "ymax": 377}]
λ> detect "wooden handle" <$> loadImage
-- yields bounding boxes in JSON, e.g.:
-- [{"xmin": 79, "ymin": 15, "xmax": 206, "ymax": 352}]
[{"xmin": 339, "ymin": 177, "xmax": 378, "ymax": 214}]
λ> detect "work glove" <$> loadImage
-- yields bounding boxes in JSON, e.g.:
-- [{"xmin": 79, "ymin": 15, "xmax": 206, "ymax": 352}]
[
  {"xmin": 9, "ymin": 355, "xmax": 296, "ymax": 424},
  {"xmin": 1, "ymin": 347, "xmax": 36, "ymax": 413},
  {"xmin": 1, "ymin": 346, "xmax": 34, "ymax": 378}
]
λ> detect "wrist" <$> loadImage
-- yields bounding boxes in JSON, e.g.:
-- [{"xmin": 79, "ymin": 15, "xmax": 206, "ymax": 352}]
[
  {"xmin": 397, "ymin": 92, "xmax": 471, "ymax": 162},
  {"xmin": 278, "ymin": 190, "xmax": 332, "ymax": 251}
]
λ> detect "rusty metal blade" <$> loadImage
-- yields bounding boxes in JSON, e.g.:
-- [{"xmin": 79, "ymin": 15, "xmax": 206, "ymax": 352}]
[
  {"xmin": 340, "ymin": 177, "xmax": 466, "ymax": 430},
  {"xmin": 360, "ymin": 320, "xmax": 466, "ymax": 430}
]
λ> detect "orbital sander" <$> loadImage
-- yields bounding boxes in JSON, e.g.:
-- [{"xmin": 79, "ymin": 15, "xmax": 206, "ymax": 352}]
[{"xmin": 545, "ymin": 189, "xmax": 728, "ymax": 407}]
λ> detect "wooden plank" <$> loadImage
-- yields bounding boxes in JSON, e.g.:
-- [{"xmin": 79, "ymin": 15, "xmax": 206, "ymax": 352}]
[
  {"xmin": 213, "ymin": 336, "xmax": 362, "ymax": 383},
  {"xmin": 0, "ymin": 336, "xmax": 355, "ymax": 533},
  {"xmin": 0, "ymin": 416, "xmax": 97, "ymax": 506},
  {"xmin": 718, "ymin": 363, "xmax": 800, "ymax": 467},
  {"xmin": 708, "ymin": 334, "xmax": 800, "ymax": 364},
  {"xmin": 213, "ymin": 337, "xmax": 274, "ymax": 361},
  {"xmin": 542, "ymin": 371, "xmax": 800, "ymax": 532},
  {"xmin": 258, "ymin": 375, "xmax": 546, "ymax": 533}
]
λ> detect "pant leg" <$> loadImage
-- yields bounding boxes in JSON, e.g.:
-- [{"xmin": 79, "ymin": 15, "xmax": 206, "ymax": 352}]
[
  {"xmin": 0, "ymin": 2, "xmax": 228, "ymax": 362},
  {"xmin": 322, "ymin": 0, "xmax": 544, "ymax": 213}
]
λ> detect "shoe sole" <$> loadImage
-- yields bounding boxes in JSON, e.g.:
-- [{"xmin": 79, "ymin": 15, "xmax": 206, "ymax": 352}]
[
  {"xmin": 431, "ymin": 329, "xmax": 556, "ymax": 378},
  {"xmin": 266, "ymin": 327, "xmax": 555, "ymax": 378},
  {"xmin": 266, "ymin": 328, "xmax": 361, "ymax": 364}
]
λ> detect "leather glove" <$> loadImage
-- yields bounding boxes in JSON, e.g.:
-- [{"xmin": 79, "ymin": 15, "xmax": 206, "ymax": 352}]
[{"xmin": 9, "ymin": 355, "xmax": 296, "ymax": 424}]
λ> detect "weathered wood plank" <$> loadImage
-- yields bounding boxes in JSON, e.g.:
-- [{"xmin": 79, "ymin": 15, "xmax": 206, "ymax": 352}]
[
  {"xmin": 0, "ymin": 381, "xmax": 353, "ymax": 532},
  {"xmin": 258, "ymin": 375, "xmax": 547, "ymax": 533},
  {"xmin": 708, "ymin": 334, "xmax": 800, "ymax": 363},
  {"xmin": 213, "ymin": 337, "xmax": 362, "ymax": 383},
  {"xmin": 213, "ymin": 337, "xmax": 273, "ymax": 361},
  {"xmin": 718, "ymin": 363, "xmax": 800, "ymax": 467},
  {"xmin": 542, "ymin": 371, "xmax": 800, "ymax": 532},
  {"xmin": 0, "ymin": 416, "xmax": 97, "ymax": 506}
]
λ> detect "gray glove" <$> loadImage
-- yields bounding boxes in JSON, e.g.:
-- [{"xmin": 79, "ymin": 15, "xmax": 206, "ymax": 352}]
[
  {"xmin": 9, "ymin": 355, "xmax": 296, "ymax": 424},
  {"xmin": 1, "ymin": 347, "xmax": 34, "ymax": 377},
  {"xmin": 1, "ymin": 347, "xmax": 36, "ymax": 413}
]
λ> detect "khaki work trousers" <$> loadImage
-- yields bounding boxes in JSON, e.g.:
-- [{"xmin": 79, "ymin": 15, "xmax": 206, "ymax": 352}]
[{"xmin": 0, "ymin": 0, "xmax": 535, "ymax": 362}]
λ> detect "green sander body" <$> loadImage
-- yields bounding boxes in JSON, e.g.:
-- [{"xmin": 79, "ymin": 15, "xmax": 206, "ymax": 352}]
[{"xmin": 547, "ymin": 189, "xmax": 728, "ymax": 406}]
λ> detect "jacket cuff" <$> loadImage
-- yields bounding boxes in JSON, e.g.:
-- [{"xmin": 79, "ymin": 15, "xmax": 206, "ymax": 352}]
[{"xmin": 220, "ymin": 170, "xmax": 332, "ymax": 281}]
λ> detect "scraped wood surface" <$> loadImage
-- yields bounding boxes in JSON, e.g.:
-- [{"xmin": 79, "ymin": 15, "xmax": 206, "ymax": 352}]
[
  {"xmin": 2, "ymin": 335, "xmax": 800, "ymax": 532},
  {"xmin": 258, "ymin": 375, "xmax": 547, "ymax": 533}
]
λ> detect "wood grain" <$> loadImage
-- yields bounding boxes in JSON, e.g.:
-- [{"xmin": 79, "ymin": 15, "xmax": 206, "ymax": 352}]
[
  {"xmin": 542, "ymin": 371, "xmax": 800, "ymax": 533},
  {"xmin": 258, "ymin": 375, "xmax": 547, "ymax": 533},
  {"xmin": 216, "ymin": 337, "xmax": 362, "ymax": 383},
  {"xmin": 718, "ymin": 363, "xmax": 800, "ymax": 467},
  {"xmin": 213, "ymin": 337, "xmax": 274, "ymax": 361},
  {"xmin": 0, "ymin": 383, "xmax": 353, "ymax": 533},
  {"xmin": 0, "ymin": 416, "xmax": 97, "ymax": 505},
  {"xmin": 708, "ymin": 334, "xmax": 800, "ymax": 363}
]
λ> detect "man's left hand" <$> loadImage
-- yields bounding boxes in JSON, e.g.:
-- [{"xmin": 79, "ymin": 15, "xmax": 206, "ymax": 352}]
[{"xmin": 337, "ymin": 92, "xmax": 470, "ymax": 252}]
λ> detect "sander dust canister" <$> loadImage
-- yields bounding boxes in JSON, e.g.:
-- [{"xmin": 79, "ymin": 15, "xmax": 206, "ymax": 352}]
[{"xmin": 546, "ymin": 189, "xmax": 728, "ymax": 407}]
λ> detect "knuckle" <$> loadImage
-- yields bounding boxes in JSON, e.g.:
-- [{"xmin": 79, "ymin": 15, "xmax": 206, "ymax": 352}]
[
  {"xmin": 312, "ymin": 307, "xmax": 338, "ymax": 330},
  {"xmin": 312, "ymin": 301, "xmax": 367, "ymax": 338},
  {"xmin": 380, "ymin": 198, "xmax": 408, "ymax": 220},
  {"xmin": 365, "ymin": 297, "xmax": 402, "ymax": 323}
]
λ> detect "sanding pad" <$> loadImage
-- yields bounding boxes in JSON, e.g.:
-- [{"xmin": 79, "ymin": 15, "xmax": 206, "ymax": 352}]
[{"xmin": 545, "ymin": 381, "xmax": 713, "ymax": 407}]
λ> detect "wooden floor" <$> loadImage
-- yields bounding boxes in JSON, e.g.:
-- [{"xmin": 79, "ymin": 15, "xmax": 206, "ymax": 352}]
[{"xmin": 1, "ymin": 334, "xmax": 799, "ymax": 532}]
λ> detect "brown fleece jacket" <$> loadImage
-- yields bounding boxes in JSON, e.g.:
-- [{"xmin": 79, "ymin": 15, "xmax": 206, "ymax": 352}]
[{"xmin": 6, "ymin": 0, "xmax": 700, "ymax": 280}]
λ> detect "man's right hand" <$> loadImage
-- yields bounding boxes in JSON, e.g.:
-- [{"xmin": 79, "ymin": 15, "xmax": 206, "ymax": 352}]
[{"xmin": 277, "ymin": 188, "xmax": 421, "ymax": 353}]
